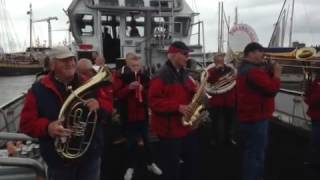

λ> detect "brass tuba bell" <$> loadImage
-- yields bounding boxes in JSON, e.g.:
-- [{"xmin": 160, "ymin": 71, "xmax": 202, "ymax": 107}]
[{"xmin": 55, "ymin": 66, "xmax": 112, "ymax": 159}]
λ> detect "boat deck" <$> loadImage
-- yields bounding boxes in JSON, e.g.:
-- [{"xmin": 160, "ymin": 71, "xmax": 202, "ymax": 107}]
[{"xmin": 102, "ymin": 119, "xmax": 313, "ymax": 180}]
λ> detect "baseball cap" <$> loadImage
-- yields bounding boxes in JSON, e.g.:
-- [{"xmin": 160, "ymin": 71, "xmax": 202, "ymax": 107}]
[
  {"xmin": 168, "ymin": 41, "xmax": 193, "ymax": 54},
  {"xmin": 243, "ymin": 42, "xmax": 264, "ymax": 56},
  {"xmin": 49, "ymin": 46, "xmax": 75, "ymax": 60}
]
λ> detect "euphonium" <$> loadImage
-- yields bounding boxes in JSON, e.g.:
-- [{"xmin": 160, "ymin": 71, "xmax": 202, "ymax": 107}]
[
  {"xmin": 182, "ymin": 70, "xmax": 209, "ymax": 129},
  {"xmin": 55, "ymin": 66, "xmax": 112, "ymax": 159}
]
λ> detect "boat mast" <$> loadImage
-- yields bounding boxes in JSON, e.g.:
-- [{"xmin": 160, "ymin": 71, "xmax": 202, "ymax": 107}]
[
  {"xmin": 218, "ymin": 2, "xmax": 221, "ymax": 53},
  {"xmin": 27, "ymin": 3, "xmax": 33, "ymax": 49},
  {"xmin": 234, "ymin": 7, "xmax": 238, "ymax": 25},
  {"xmin": 289, "ymin": 0, "xmax": 295, "ymax": 47},
  {"xmin": 268, "ymin": 0, "xmax": 287, "ymax": 47}
]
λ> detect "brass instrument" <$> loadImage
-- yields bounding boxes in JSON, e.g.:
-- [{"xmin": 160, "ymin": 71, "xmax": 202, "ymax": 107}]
[
  {"xmin": 55, "ymin": 66, "xmax": 112, "ymax": 159},
  {"xmin": 182, "ymin": 70, "xmax": 209, "ymax": 129},
  {"xmin": 205, "ymin": 63, "xmax": 237, "ymax": 95},
  {"xmin": 264, "ymin": 47, "xmax": 317, "ymax": 61}
]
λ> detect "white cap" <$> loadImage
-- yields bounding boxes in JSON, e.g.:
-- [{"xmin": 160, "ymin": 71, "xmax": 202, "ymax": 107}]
[{"xmin": 49, "ymin": 46, "xmax": 75, "ymax": 60}]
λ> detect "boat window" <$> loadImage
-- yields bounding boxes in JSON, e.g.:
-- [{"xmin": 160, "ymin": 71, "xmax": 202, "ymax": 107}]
[
  {"xmin": 125, "ymin": 0, "xmax": 144, "ymax": 7},
  {"xmin": 150, "ymin": 1, "xmax": 169, "ymax": 8},
  {"xmin": 174, "ymin": 17, "xmax": 191, "ymax": 36},
  {"xmin": 75, "ymin": 14, "xmax": 94, "ymax": 36},
  {"xmin": 101, "ymin": 15, "xmax": 120, "ymax": 39},
  {"xmin": 152, "ymin": 16, "xmax": 170, "ymax": 38},
  {"xmin": 126, "ymin": 16, "xmax": 145, "ymax": 37},
  {"xmin": 99, "ymin": 0, "xmax": 119, "ymax": 6}
]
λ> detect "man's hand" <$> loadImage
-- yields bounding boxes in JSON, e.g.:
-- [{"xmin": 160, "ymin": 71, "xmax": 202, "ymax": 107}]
[
  {"xmin": 273, "ymin": 63, "xmax": 282, "ymax": 78},
  {"xmin": 129, "ymin": 81, "xmax": 140, "ymax": 90},
  {"xmin": 179, "ymin": 105, "xmax": 192, "ymax": 117},
  {"xmin": 48, "ymin": 120, "xmax": 72, "ymax": 138},
  {"xmin": 85, "ymin": 98, "xmax": 100, "ymax": 111}
]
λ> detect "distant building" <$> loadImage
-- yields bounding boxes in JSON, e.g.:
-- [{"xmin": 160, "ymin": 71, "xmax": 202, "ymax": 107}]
[{"xmin": 292, "ymin": 41, "xmax": 306, "ymax": 48}]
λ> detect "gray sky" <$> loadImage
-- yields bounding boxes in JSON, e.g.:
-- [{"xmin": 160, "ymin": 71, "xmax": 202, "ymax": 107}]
[{"xmin": 2, "ymin": 0, "xmax": 319, "ymax": 52}]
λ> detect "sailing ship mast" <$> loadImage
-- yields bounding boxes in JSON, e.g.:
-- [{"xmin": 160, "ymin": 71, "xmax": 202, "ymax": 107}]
[
  {"xmin": 27, "ymin": 4, "xmax": 33, "ymax": 49},
  {"xmin": 288, "ymin": 0, "xmax": 295, "ymax": 46}
]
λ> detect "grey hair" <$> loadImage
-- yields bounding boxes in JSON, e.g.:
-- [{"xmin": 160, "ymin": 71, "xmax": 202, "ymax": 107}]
[
  {"xmin": 77, "ymin": 58, "xmax": 93, "ymax": 69},
  {"xmin": 213, "ymin": 53, "xmax": 225, "ymax": 61}
]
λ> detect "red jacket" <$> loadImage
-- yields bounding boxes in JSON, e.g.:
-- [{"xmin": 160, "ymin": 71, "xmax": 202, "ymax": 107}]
[
  {"xmin": 305, "ymin": 78, "xmax": 320, "ymax": 121},
  {"xmin": 236, "ymin": 60, "xmax": 280, "ymax": 123},
  {"xmin": 207, "ymin": 66, "xmax": 236, "ymax": 108},
  {"xmin": 149, "ymin": 61, "xmax": 196, "ymax": 138},
  {"xmin": 19, "ymin": 73, "xmax": 113, "ymax": 167},
  {"xmin": 20, "ymin": 73, "xmax": 113, "ymax": 138},
  {"xmin": 113, "ymin": 66, "xmax": 149, "ymax": 123}
]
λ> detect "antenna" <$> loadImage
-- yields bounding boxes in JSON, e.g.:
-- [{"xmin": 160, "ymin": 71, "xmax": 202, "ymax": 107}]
[{"xmin": 235, "ymin": 7, "xmax": 238, "ymax": 25}]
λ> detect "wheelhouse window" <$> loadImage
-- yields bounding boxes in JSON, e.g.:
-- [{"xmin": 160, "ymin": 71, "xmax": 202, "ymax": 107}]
[
  {"xmin": 152, "ymin": 16, "xmax": 170, "ymax": 38},
  {"xmin": 126, "ymin": 16, "xmax": 145, "ymax": 37},
  {"xmin": 125, "ymin": 0, "xmax": 144, "ymax": 7},
  {"xmin": 99, "ymin": 0, "xmax": 119, "ymax": 6},
  {"xmin": 101, "ymin": 15, "xmax": 120, "ymax": 39},
  {"xmin": 174, "ymin": 17, "xmax": 191, "ymax": 36},
  {"xmin": 75, "ymin": 14, "xmax": 94, "ymax": 36}
]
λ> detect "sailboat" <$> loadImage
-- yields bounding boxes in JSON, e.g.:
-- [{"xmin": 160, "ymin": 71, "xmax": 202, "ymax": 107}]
[{"xmin": 0, "ymin": 2, "xmax": 48, "ymax": 76}]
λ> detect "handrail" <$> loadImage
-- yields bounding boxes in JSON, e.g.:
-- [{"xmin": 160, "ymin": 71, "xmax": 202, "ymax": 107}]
[
  {"xmin": 0, "ymin": 93, "xmax": 26, "ymax": 132},
  {"xmin": 0, "ymin": 93, "xmax": 26, "ymax": 110},
  {"xmin": 83, "ymin": 0, "xmax": 184, "ymax": 12},
  {"xmin": 279, "ymin": 88, "xmax": 304, "ymax": 96},
  {"xmin": 0, "ymin": 157, "xmax": 46, "ymax": 179},
  {"xmin": 0, "ymin": 132, "xmax": 36, "ymax": 142},
  {"xmin": 0, "ymin": 109, "xmax": 10, "ymax": 132}
]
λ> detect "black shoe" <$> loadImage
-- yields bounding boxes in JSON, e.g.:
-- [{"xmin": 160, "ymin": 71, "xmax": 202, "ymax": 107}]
[{"xmin": 226, "ymin": 139, "xmax": 237, "ymax": 146}]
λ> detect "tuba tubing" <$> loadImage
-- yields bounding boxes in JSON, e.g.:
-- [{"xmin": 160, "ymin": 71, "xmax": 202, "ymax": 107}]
[{"xmin": 205, "ymin": 63, "xmax": 237, "ymax": 95}]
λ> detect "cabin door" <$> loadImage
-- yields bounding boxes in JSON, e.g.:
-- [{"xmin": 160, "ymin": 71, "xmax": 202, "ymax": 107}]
[{"xmin": 101, "ymin": 15, "xmax": 121, "ymax": 64}]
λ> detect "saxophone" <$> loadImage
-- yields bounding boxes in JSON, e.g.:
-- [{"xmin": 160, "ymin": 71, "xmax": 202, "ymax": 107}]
[
  {"xmin": 55, "ymin": 66, "xmax": 112, "ymax": 159},
  {"xmin": 182, "ymin": 70, "xmax": 209, "ymax": 129}
]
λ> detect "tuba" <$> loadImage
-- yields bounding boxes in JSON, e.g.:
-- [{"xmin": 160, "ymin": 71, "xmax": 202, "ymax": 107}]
[
  {"xmin": 182, "ymin": 70, "xmax": 209, "ymax": 129},
  {"xmin": 55, "ymin": 66, "xmax": 113, "ymax": 159},
  {"xmin": 205, "ymin": 63, "xmax": 237, "ymax": 95}
]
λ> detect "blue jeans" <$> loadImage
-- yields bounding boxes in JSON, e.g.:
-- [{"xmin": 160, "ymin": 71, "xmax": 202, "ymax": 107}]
[
  {"xmin": 48, "ymin": 156, "xmax": 101, "ymax": 180},
  {"xmin": 239, "ymin": 120, "xmax": 269, "ymax": 180}
]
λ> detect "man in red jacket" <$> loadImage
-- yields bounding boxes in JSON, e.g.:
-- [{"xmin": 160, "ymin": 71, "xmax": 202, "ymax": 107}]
[
  {"xmin": 237, "ymin": 42, "xmax": 281, "ymax": 180},
  {"xmin": 114, "ymin": 53, "xmax": 162, "ymax": 180},
  {"xmin": 207, "ymin": 54, "xmax": 236, "ymax": 146},
  {"xmin": 149, "ymin": 41, "xmax": 199, "ymax": 180},
  {"xmin": 20, "ymin": 46, "xmax": 113, "ymax": 180},
  {"xmin": 304, "ymin": 74, "xmax": 320, "ymax": 178}
]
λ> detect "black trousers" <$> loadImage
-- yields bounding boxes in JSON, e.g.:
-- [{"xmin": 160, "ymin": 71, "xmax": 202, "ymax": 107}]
[
  {"xmin": 126, "ymin": 121, "xmax": 153, "ymax": 168},
  {"xmin": 209, "ymin": 107, "xmax": 236, "ymax": 145},
  {"xmin": 158, "ymin": 133, "xmax": 200, "ymax": 180}
]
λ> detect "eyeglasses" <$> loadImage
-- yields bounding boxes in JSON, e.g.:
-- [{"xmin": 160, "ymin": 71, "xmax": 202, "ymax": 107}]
[{"xmin": 181, "ymin": 52, "xmax": 189, "ymax": 57}]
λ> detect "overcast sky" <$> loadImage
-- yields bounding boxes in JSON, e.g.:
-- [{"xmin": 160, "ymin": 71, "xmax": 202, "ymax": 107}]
[{"xmin": 1, "ymin": 0, "xmax": 319, "ymax": 52}]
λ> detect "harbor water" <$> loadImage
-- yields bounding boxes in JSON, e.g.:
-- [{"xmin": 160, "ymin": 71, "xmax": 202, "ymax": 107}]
[{"xmin": 0, "ymin": 75, "xmax": 35, "ymax": 106}]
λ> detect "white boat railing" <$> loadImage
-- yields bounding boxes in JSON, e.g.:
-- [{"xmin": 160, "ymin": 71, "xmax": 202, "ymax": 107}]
[
  {"xmin": 0, "ymin": 94, "xmax": 26, "ymax": 133},
  {"xmin": 274, "ymin": 88, "xmax": 311, "ymax": 132}
]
